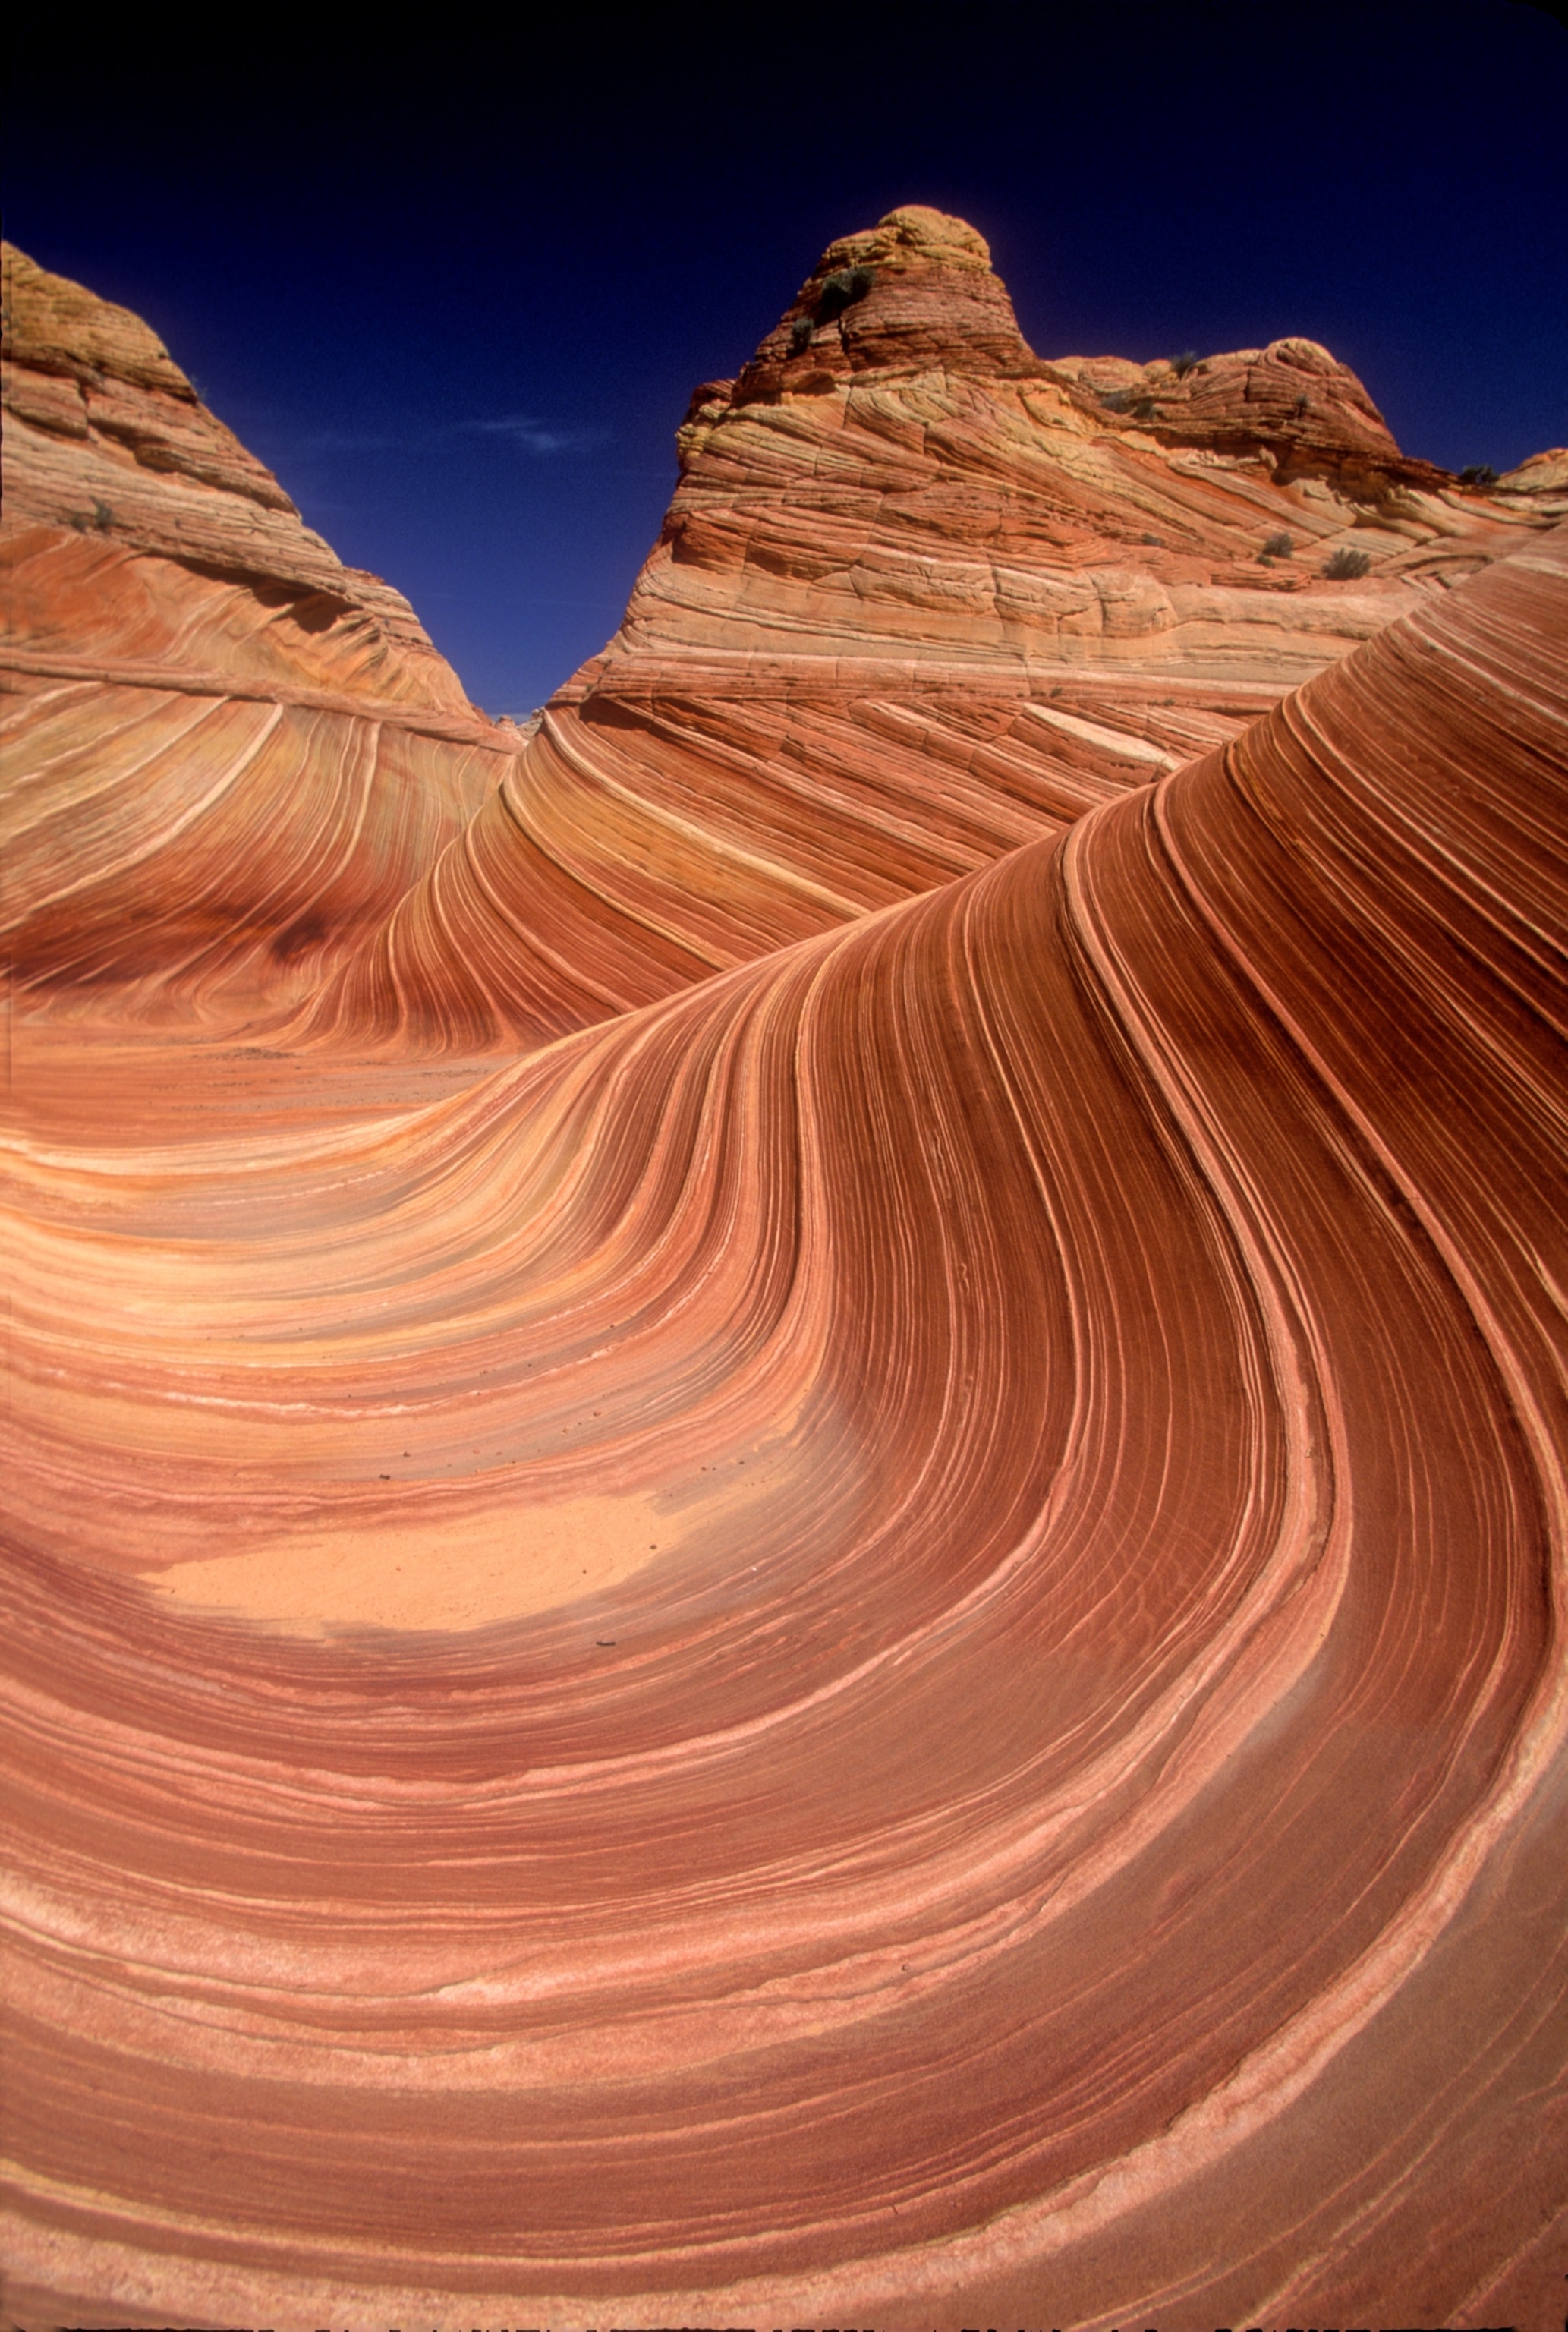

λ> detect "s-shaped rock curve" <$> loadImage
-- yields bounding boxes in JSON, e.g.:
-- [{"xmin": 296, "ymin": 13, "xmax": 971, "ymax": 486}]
[{"xmin": 3, "ymin": 423, "xmax": 1566, "ymax": 2330}]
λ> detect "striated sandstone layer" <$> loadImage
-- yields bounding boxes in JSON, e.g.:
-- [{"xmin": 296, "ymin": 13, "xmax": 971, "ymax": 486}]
[
  {"xmin": 291, "ymin": 206, "xmax": 1555, "ymax": 1052},
  {"xmin": 2, "ymin": 245, "xmax": 508, "ymax": 1021},
  {"xmin": 3, "ymin": 224, "xmax": 1568, "ymax": 2330},
  {"xmin": 8, "ymin": 221, "xmax": 1546, "ymax": 1056}
]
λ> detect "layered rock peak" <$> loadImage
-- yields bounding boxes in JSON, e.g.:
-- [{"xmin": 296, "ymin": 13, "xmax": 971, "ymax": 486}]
[
  {"xmin": 7, "ymin": 228, "xmax": 1554, "ymax": 1057},
  {"xmin": 0, "ymin": 241, "xmax": 477, "ymax": 706},
  {"xmin": 639, "ymin": 206, "xmax": 1543, "ymax": 730},
  {"xmin": 709, "ymin": 206, "xmax": 1443, "ymax": 499},
  {"xmin": 1, "ymin": 244, "xmax": 508, "ymax": 1016},
  {"xmin": 4, "ymin": 241, "xmax": 197, "ymax": 400},
  {"xmin": 1051, "ymin": 331, "xmax": 1423, "ymax": 492},
  {"xmin": 2, "ymin": 241, "xmax": 298, "ymax": 522},
  {"xmin": 734, "ymin": 203, "xmax": 1044, "ymax": 397}
]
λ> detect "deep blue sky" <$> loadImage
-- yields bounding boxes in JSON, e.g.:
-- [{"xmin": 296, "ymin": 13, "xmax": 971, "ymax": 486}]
[{"xmin": 8, "ymin": 2, "xmax": 1565, "ymax": 717}]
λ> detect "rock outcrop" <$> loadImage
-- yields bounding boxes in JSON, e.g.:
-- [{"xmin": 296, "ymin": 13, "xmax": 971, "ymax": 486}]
[
  {"xmin": 2, "ymin": 244, "xmax": 470, "ymax": 685},
  {"xmin": 294, "ymin": 206, "xmax": 1554, "ymax": 1050},
  {"xmin": 2, "ymin": 244, "xmax": 508, "ymax": 1013},
  {"xmin": 1500, "ymin": 443, "xmax": 1568, "ymax": 498},
  {"xmin": 3, "ymin": 224, "xmax": 1566, "ymax": 2332},
  {"xmin": 8, "ymin": 219, "xmax": 1550, "ymax": 1046}
]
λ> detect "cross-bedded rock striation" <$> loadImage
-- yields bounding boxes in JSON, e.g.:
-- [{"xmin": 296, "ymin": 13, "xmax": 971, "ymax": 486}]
[
  {"xmin": 2, "ymin": 219, "xmax": 1566, "ymax": 2332},
  {"xmin": 293, "ymin": 206, "xmax": 1557, "ymax": 1051}
]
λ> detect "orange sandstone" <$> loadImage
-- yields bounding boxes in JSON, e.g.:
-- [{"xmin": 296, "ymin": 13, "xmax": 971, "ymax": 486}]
[
  {"xmin": 2, "ymin": 244, "xmax": 505, "ymax": 1018},
  {"xmin": 298, "ymin": 205, "xmax": 1555, "ymax": 1051},
  {"xmin": 2, "ymin": 221, "xmax": 1566, "ymax": 2332}
]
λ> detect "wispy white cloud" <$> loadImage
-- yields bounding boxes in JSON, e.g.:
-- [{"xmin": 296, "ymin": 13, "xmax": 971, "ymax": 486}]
[
  {"xmin": 466, "ymin": 414, "xmax": 609, "ymax": 455},
  {"xmin": 297, "ymin": 427, "xmax": 407, "ymax": 454},
  {"xmin": 279, "ymin": 415, "xmax": 608, "ymax": 462}
]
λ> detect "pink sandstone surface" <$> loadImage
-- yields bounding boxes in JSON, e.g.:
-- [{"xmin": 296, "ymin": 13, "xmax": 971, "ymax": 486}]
[{"xmin": 2, "ymin": 218, "xmax": 1567, "ymax": 2329}]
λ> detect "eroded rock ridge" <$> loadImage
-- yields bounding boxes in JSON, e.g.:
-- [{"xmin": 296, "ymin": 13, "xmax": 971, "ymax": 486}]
[{"xmin": 2, "ymin": 219, "xmax": 1566, "ymax": 2332}]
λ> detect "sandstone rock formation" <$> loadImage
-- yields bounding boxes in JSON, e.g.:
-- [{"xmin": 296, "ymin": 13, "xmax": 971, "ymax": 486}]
[
  {"xmin": 2, "ymin": 245, "xmax": 508, "ymax": 1017},
  {"xmin": 3, "ymin": 220, "xmax": 1567, "ymax": 2331},
  {"xmin": 8, "ymin": 218, "xmax": 1549, "ymax": 1052},
  {"xmin": 1501, "ymin": 443, "xmax": 1568, "ymax": 498},
  {"xmin": 293, "ymin": 205, "xmax": 1554, "ymax": 1051}
]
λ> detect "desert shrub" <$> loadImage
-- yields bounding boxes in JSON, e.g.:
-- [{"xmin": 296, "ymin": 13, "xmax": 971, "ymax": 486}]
[
  {"xmin": 1323, "ymin": 545, "xmax": 1371, "ymax": 580},
  {"xmin": 92, "ymin": 499, "xmax": 113, "ymax": 531},
  {"xmin": 789, "ymin": 317, "xmax": 814, "ymax": 355},
  {"xmin": 1258, "ymin": 531, "xmax": 1295, "ymax": 561},
  {"xmin": 1459, "ymin": 462, "xmax": 1499, "ymax": 488},
  {"xmin": 1170, "ymin": 349, "xmax": 1198, "ymax": 379},
  {"xmin": 1101, "ymin": 387, "xmax": 1158, "ymax": 418},
  {"xmin": 816, "ymin": 265, "xmax": 875, "ymax": 323},
  {"xmin": 1141, "ymin": 531, "xmax": 1165, "ymax": 546}
]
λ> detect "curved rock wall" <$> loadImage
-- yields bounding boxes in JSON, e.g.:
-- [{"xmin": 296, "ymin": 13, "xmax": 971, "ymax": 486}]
[
  {"xmin": 2, "ymin": 247, "xmax": 508, "ymax": 1018},
  {"xmin": 294, "ymin": 205, "xmax": 1559, "ymax": 1051},
  {"xmin": 2, "ymin": 222, "xmax": 1566, "ymax": 2329}
]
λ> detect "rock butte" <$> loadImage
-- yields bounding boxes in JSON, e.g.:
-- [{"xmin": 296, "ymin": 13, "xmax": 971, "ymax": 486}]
[{"xmin": 2, "ymin": 213, "xmax": 1566, "ymax": 2329}]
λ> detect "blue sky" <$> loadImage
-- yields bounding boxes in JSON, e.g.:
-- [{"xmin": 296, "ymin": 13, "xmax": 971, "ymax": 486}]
[{"xmin": 9, "ymin": 1, "xmax": 1566, "ymax": 717}]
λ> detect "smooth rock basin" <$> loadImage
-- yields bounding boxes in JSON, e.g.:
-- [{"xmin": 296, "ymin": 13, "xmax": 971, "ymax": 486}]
[{"xmin": 3, "ymin": 217, "xmax": 1566, "ymax": 2330}]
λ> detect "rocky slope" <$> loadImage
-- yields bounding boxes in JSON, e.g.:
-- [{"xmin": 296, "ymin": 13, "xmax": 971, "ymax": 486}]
[
  {"xmin": 8, "ymin": 216, "xmax": 1556, "ymax": 1045},
  {"xmin": 294, "ymin": 205, "xmax": 1559, "ymax": 1049},
  {"xmin": 2, "ymin": 244, "xmax": 508, "ymax": 1014},
  {"xmin": 2, "ymin": 226, "xmax": 1566, "ymax": 2331}
]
